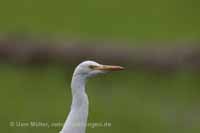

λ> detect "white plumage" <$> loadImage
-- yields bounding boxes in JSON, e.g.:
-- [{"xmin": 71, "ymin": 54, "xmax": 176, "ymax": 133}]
[{"xmin": 60, "ymin": 61, "xmax": 124, "ymax": 133}]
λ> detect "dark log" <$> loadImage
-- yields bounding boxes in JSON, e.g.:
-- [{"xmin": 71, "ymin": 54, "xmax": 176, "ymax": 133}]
[{"xmin": 0, "ymin": 38, "xmax": 200, "ymax": 71}]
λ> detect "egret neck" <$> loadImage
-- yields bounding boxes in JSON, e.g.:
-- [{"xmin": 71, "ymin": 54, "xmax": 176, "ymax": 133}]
[{"xmin": 61, "ymin": 74, "xmax": 89, "ymax": 133}]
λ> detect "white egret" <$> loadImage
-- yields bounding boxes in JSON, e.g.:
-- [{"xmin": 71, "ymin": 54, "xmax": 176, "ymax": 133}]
[{"xmin": 60, "ymin": 61, "xmax": 124, "ymax": 133}]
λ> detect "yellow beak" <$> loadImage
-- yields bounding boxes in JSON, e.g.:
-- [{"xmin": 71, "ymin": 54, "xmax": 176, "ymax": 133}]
[{"xmin": 94, "ymin": 65, "xmax": 125, "ymax": 71}]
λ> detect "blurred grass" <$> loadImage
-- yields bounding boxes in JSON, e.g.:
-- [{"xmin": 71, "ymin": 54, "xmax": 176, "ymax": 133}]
[
  {"xmin": 0, "ymin": 0, "xmax": 200, "ymax": 42},
  {"xmin": 0, "ymin": 63, "xmax": 200, "ymax": 133},
  {"xmin": 0, "ymin": 0, "xmax": 200, "ymax": 133}
]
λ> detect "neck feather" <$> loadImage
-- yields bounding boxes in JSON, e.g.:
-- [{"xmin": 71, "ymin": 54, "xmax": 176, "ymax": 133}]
[
  {"xmin": 71, "ymin": 74, "xmax": 87, "ymax": 95},
  {"xmin": 71, "ymin": 74, "xmax": 89, "ymax": 109},
  {"xmin": 60, "ymin": 74, "xmax": 89, "ymax": 133}
]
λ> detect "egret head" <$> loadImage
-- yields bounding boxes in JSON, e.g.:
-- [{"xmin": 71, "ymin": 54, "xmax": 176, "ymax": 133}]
[{"xmin": 73, "ymin": 60, "xmax": 124, "ymax": 78}]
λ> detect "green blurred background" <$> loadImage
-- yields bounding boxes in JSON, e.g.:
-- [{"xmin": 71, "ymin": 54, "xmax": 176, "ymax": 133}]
[
  {"xmin": 0, "ymin": 0, "xmax": 200, "ymax": 133},
  {"xmin": 0, "ymin": 0, "xmax": 200, "ymax": 41}
]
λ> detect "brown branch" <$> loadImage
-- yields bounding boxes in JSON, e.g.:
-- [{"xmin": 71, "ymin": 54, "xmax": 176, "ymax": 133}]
[{"xmin": 0, "ymin": 38, "xmax": 200, "ymax": 71}]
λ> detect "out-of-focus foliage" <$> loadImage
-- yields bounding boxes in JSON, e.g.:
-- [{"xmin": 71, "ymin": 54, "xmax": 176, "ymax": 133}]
[
  {"xmin": 0, "ymin": 0, "xmax": 200, "ymax": 133},
  {"xmin": 0, "ymin": 64, "xmax": 200, "ymax": 133},
  {"xmin": 0, "ymin": 0, "xmax": 200, "ymax": 42}
]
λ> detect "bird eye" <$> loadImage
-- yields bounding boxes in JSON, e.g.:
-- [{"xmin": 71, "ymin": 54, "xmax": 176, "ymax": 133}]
[{"xmin": 89, "ymin": 65, "xmax": 96, "ymax": 69}]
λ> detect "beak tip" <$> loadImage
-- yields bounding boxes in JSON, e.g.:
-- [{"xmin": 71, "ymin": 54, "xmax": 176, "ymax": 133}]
[
  {"xmin": 117, "ymin": 66, "xmax": 125, "ymax": 70},
  {"xmin": 121, "ymin": 66, "xmax": 125, "ymax": 70},
  {"xmin": 110, "ymin": 66, "xmax": 125, "ymax": 71}
]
